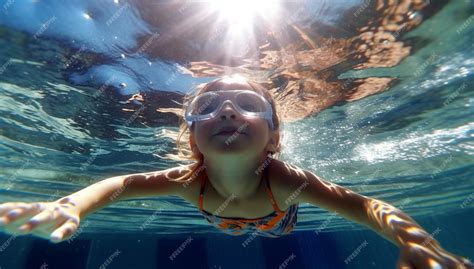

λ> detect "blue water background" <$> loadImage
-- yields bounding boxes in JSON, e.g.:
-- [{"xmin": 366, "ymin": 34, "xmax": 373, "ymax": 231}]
[{"xmin": 0, "ymin": 0, "xmax": 473, "ymax": 268}]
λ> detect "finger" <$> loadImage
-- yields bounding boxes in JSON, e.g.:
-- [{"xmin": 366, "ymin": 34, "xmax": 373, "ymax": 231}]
[
  {"xmin": 397, "ymin": 258, "xmax": 415, "ymax": 269},
  {"xmin": 17, "ymin": 217, "xmax": 52, "ymax": 234},
  {"xmin": 431, "ymin": 247, "xmax": 464, "ymax": 268},
  {"xmin": 20, "ymin": 209, "xmax": 58, "ymax": 233},
  {"xmin": 50, "ymin": 220, "xmax": 79, "ymax": 243},
  {"xmin": 457, "ymin": 257, "xmax": 473, "ymax": 269},
  {"xmin": 31, "ymin": 227, "xmax": 56, "ymax": 241},
  {"xmin": 0, "ymin": 203, "xmax": 29, "ymax": 215},
  {"xmin": 25, "ymin": 217, "xmax": 62, "ymax": 240},
  {"xmin": 0, "ymin": 203, "xmax": 15, "ymax": 216},
  {"xmin": 0, "ymin": 205, "xmax": 34, "ymax": 226}
]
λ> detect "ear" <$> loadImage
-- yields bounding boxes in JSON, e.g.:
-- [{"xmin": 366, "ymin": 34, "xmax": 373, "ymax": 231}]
[{"xmin": 265, "ymin": 130, "xmax": 280, "ymax": 153}]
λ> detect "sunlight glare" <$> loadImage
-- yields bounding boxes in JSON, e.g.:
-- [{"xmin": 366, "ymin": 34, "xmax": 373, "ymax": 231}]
[
  {"xmin": 206, "ymin": 0, "xmax": 281, "ymax": 57},
  {"xmin": 209, "ymin": 0, "xmax": 279, "ymax": 26}
]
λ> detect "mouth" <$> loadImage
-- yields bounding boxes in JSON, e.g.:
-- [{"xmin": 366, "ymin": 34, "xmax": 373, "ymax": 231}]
[
  {"xmin": 214, "ymin": 127, "xmax": 247, "ymax": 136},
  {"xmin": 215, "ymin": 131, "xmax": 242, "ymax": 136}
]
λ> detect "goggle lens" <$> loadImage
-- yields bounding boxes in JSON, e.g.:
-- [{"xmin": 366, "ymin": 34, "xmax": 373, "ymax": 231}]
[
  {"xmin": 189, "ymin": 94, "xmax": 220, "ymax": 116},
  {"xmin": 235, "ymin": 93, "xmax": 266, "ymax": 113},
  {"xmin": 184, "ymin": 90, "xmax": 274, "ymax": 129},
  {"xmin": 189, "ymin": 91, "xmax": 266, "ymax": 116}
]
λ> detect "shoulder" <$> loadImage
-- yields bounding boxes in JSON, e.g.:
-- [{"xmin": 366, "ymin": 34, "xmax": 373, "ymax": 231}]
[
  {"xmin": 269, "ymin": 159, "xmax": 368, "ymax": 214},
  {"xmin": 267, "ymin": 159, "xmax": 310, "ymax": 208},
  {"xmin": 122, "ymin": 163, "xmax": 203, "ymax": 199},
  {"xmin": 268, "ymin": 159, "xmax": 341, "ymax": 205},
  {"xmin": 165, "ymin": 163, "xmax": 205, "ymax": 202},
  {"xmin": 158, "ymin": 164, "xmax": 204, "ymax": 197}
]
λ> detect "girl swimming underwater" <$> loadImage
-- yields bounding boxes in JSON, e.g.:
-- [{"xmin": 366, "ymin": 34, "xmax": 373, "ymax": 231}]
[{"xmin": 0, "ymin": 76, "xmax": 472, "ymax": 269}]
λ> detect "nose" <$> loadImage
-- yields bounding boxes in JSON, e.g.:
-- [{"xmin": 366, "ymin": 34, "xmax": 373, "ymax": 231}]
[{"xmin": 218, "ymin": 102, "xmax": 238, "ymax": 121}]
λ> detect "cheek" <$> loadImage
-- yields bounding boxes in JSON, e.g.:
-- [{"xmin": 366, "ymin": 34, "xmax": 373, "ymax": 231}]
[
  {"xmin": 194, "ymin": 121, "xmax": 213, "ymax": 135},
  {"xmin": 192, "ymin": 122, "xmax": 213, "ymax": 145},
  {"xmin": 249, "ymin": 119, "xmax": 269, "ymax": 133}
]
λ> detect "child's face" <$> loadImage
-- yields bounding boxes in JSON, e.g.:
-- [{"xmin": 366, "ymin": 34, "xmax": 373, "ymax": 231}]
[{"xmin": 190, "ymin": 88, "xmax": 278, "ymax": 158}]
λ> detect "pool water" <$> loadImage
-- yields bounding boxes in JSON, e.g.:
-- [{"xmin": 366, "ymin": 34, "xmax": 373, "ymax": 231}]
[{"xmin": 0, "ymin": 0, "xmax": 473, "ymax": 268}]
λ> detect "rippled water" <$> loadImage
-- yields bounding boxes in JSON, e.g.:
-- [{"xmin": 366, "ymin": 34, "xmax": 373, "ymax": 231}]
[{"xmin": 0, "ymin": 0, "xmax": 473, "ymax": 236}]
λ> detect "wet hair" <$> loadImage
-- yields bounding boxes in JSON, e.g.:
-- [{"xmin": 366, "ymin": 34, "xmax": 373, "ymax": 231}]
[{"xmin": 159, "ymin": 75, "xmax": 282, "ymax": 182}]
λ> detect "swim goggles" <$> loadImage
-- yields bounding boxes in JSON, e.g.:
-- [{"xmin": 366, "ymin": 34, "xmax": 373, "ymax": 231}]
[{"xmin": 184, "ymin": 90, "xmax": 274, "ymax": 129}]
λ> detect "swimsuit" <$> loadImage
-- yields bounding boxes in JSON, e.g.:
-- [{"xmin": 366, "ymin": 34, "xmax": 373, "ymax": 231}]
[{"xmin": 198, "ymin": 164, "xmax": 298, "ymax": 237}]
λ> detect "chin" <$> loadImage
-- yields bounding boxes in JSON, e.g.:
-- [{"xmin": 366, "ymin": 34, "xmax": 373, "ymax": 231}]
[{"xmin": 210, "ymin": 142, "xmax": 253, "ymax": 154}]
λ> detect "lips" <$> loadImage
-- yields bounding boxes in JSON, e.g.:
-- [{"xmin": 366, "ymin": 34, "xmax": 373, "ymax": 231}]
[{"xmin": 214, "ymin": 126, "xmax": 246, "ymax": 136}]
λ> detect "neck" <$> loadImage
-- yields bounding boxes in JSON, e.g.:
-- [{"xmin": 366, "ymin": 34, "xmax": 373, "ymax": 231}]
[{"xmin": 203, "ymin": 153, "xmax": 271, "ymax": 200}]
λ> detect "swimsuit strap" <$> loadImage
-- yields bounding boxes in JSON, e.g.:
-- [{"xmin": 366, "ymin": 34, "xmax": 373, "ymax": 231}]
[
  {"xmin": 198, "ymin": 168, "xmax": 206, "ymax": 212},
  {"xmin": 263, "ymin": 161, "xmax": 284, "ymax": 213}
]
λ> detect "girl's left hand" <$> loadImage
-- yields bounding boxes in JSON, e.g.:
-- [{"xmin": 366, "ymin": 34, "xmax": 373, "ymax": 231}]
[{"xmin": 397, "ymin": 242, "xmax": 473, "ymax": 269}]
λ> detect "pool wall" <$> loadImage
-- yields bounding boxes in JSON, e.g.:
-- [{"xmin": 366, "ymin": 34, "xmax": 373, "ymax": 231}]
[{"xmin": 1, "ymin": 209, "xmax": 472, "ymax": 269}]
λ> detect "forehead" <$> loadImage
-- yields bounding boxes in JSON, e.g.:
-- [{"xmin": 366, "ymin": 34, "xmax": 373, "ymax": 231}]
[{"xmin": 204, "ymin": 82, "xmax": 263, "ymax": 95}]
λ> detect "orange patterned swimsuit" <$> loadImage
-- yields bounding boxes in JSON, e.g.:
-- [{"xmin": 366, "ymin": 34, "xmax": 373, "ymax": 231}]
[{"xmin": 198, "ymin": 165, "xmax": 298, "ymax": 238}]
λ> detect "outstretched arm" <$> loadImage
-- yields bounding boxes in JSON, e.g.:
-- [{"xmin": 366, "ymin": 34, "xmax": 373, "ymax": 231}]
[
  {"xmin": 0, "ymin": 165, "xmax": 189, "ymax": 243},
  {"xmin": 280, "ymin": 163, "xmax": 473, "ymax": 268},
  {"xmin": 63, "ymin": 165, "xmax": 189, "ymax": 219}
]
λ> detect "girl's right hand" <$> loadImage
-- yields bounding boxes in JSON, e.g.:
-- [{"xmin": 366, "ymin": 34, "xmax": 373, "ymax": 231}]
[{"xmin": 0, "ymin": 200, "xmax": 81, "ymax": 243}]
